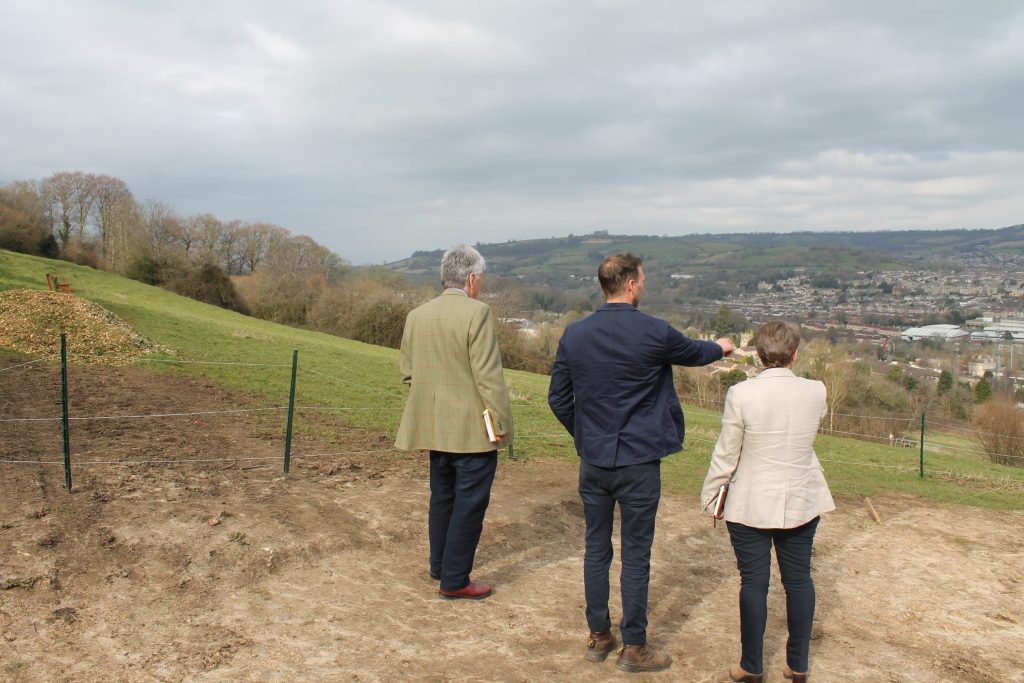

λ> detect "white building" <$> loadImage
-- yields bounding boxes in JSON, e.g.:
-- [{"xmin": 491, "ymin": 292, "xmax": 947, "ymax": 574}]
[{"xmin": 900, "ymin": 324, "xmax": 969, "ymax": 342}]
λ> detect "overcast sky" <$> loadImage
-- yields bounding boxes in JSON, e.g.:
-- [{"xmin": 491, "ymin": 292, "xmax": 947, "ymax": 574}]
[{"xmin": 2, "ymin": 1, "xmax": 1022, "ymax": 263}]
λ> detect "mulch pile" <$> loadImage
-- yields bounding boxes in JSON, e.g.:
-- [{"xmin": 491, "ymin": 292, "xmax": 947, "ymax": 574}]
[{"xmin": 0, "ymin": 289, "xmax": 167, "ymax": 364}]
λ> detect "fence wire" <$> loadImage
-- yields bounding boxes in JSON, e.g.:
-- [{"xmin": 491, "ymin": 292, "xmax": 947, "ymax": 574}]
[
  {"xmin": 5, "ymin": 349, "xmax": 1022, "ymax": 495},
  {"xmin": 0, "ymin": 357, "xmax": 54, "ymax": 373},
  {"xmin": 70, "ymin": 353, "xmax": 293, "ymax": 368}
]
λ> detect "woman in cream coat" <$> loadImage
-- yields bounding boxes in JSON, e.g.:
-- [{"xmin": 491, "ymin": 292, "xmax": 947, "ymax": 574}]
[{"xmin": 701, "ymin": 320, "xmax": 834, "ymax": 683}]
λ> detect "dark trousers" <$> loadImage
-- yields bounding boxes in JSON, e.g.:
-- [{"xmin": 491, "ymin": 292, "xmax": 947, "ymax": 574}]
[
  {"xmin": 578, "ymin": 459, "xmax": 661, "ymax": 646},
  {"xmin": 429, "ymin": 450, "xmax": 497, "ymax": 592},
  {"xmin": 727, "ymin": 517, "xmax": 820, "ymax": 675}
]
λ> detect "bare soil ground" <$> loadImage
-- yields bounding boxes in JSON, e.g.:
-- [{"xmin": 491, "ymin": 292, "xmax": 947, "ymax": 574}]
[{"xmin": 2, "ymin": 361, "xmax": 1022, "ymax": 682}]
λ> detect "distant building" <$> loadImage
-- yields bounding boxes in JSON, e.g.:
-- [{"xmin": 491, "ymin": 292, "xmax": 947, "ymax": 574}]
[
  {"xmin": 965, "ymin": 315, "xmax": 1024, "ymax": 342},
  {"xmin": 969, "ymin": 357, "xmax": 996, "ymax": 378},
  {"xmin": 900, "ymin": 324, "xmax": 969, "ymax": 342}
]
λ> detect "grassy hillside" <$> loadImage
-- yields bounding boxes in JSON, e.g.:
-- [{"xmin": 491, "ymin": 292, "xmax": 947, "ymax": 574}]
[
  {"xmin": 2, "ymin": 249, "xmax": 1021, "ymax": 509},
  {"xmin": 390, "ymin": 225, "xmax": 1024, "ymax": 281}
]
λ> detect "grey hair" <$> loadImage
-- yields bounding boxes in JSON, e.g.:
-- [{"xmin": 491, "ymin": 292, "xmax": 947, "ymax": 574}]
[{"xmin": 440, "ymin": 245, "xmax": 486, "ymax": 289}]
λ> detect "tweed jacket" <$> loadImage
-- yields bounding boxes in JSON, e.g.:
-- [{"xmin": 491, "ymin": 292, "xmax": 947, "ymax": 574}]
[
  {"xmin": 395, "ymin": 289, "xmax": 512, "ymax": 453},
  {"xmin": 700, "ymin": 367, "xmax": 835, "ymax": 529}
]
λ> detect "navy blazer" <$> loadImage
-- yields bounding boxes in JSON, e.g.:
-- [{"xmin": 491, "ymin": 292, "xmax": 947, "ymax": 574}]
[{"xmin": 548, "ymin": 303, "xmax": 723, "ymax": 467}]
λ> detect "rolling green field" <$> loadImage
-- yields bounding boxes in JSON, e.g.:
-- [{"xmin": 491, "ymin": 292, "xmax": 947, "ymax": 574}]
[{"xmin": 2, "ymin": 249, "xmax": 1022, "ymax": 509}]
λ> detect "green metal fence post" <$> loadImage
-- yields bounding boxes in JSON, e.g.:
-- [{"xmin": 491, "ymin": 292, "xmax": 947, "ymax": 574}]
[
  {"xmin": 60, "ymin": 332, "xmax": 72, "ymax": 492},
  {"xmin": 283, "ymin": 349, "xmax": 298, "ymax": 475},
  {"xmin": 919, "ymin": 412, "xmax": 926, "ymax": 480}
]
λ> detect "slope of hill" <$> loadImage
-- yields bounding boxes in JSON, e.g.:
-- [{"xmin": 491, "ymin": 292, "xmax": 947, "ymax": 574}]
[
  {"xmin": 1, "ymin": 248, "xmax": 1021, "ymax": 509},
  {"xmin": 389, "ymin": 224, "xmax": 1024, "ymax": 281}
]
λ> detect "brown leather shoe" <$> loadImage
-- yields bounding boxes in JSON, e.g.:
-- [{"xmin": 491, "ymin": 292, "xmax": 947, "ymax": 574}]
[
  {"xmin": 439, "ymin": 580, "xmax": 492, "ymax": 600},
  {"xmin": 729, "ymin": 666, "xmax": 764, "ymax": 682},
  {"xmin": 616, "ymin": 643, "xmax": 672, "ymax": 673},
  {"xmin": 783, "ymin": 664, "xmax": 808, "ymax": 682},
  {"xmin": 584, "ymin": 631, "xmax": 617, "ymax": 662}
]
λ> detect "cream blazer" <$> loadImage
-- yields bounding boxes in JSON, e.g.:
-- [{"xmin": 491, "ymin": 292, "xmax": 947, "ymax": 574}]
[{"xmin": 700, "ymin": 367, "xmax": 834, "ymax": 529}]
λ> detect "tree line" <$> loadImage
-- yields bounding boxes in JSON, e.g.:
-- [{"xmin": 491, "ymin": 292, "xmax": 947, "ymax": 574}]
[{"xmin": 0, "ymin": 171, "xmax": 554, "ymax": 370}]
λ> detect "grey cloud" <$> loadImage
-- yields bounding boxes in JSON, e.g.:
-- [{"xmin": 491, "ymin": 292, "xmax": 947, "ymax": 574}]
[{"xmin": 1, "ymin": 0, "xmax": 1022, "ymax": 263}]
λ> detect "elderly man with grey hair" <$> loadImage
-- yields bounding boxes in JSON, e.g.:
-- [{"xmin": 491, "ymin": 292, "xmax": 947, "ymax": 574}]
[{"xmin": 396, "ymin": 244, "xmax": 513, "ymax": 600}]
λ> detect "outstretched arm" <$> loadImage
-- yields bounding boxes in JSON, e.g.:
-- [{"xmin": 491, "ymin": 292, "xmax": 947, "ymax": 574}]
[{"xmin": 665, "ymin": 325, "xmax": 726, "ymax": 367}]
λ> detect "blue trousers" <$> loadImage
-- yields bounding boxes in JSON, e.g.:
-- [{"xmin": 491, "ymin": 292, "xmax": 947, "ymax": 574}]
[
  {"xmin": 578, "ymin": 459, "xmax": 661, "ymax": 646},
  {"xmin": 727, "ymin": 517, "xmax": 820, "ymax": 675},
  {"xmin": 428, "ymin": 450, "xmax": 497, "ymax": 592}
]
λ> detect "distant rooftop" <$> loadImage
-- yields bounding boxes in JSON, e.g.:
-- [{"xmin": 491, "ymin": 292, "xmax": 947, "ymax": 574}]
[{"xmin": 900, "ymin": 324, "xmax": 969, "ymax": 341}]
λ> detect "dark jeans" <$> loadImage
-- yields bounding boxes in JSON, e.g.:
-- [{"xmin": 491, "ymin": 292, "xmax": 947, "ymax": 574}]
[
  {"xmin": 429, "ymin": 450, "xmax": 497, "ymax": 592},
  {"xmin": 727, "ymin": 517, "xmax": 820, "ymax": 675},
  {"xmin": 578, "ymin": 459, "xmax": 661, "ymax": 646}
]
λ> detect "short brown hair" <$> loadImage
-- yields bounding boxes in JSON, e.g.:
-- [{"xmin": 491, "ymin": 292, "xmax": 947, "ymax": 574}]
[
  {"xmin": 598, "ymin": 253, "xmax": 642, "ymax": 297},
  {"xmin": 756, "ymin": 320, "xmax": 801, "ymax": 368}
]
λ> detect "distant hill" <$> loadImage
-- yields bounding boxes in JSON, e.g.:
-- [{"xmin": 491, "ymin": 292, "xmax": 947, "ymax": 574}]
[{"xmin": 388, "ymin": 225, "xmax": 1024, "ymax": 282}]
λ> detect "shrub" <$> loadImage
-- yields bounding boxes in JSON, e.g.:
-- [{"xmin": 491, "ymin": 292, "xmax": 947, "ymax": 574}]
[
  {"xmin": 974, "ymin": 398, "xmax": 1024, "ymax": 468},
  {"xmin": 61, "ymin": 240, "xmax": 102, "ymax": 269},
  {"xmin": 306, "ymin": 280, "xmax": 427, "ymax": 349},
  {"xmin": 718, "ymin": 368, "xmax": 747, "ymax": 389},
  {"xmin": 37, "ymin": 234, "xmax": 60, "ymax": 258},
  {"xmin": 125, "ymin": 254, "xmax": 167, "ymax": 285},
  {"xmin": 166, "ymin": 262, "xmax": 246, "ymax": 312}
]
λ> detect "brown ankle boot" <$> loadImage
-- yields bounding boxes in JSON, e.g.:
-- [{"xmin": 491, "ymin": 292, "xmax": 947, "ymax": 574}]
[
  {"xmin": 584, "ymin": 631, "xmax": 617, "ymax": 662},
  {"xmin": 616, "ymin": 643, "xmax": 672, "ymax": 673},
  {"xmin": 783, "ymin": 664, "xmax": 808, "ymax": 682},
  {"xmin": 729, "ymin": 665, "xmax": 764, "ymax": 682}
]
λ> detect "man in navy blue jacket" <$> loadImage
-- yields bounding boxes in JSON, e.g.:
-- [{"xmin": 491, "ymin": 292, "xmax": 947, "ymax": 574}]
[{"xmin": 548, "ymin": 253, "xmax": 734, "ymax": 673}]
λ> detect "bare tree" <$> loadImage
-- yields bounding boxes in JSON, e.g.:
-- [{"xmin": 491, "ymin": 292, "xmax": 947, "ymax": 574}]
[
  {"xmin": 796, "ymin": 338, "xmax": 855, "ymax": 432},
  {"xmin": 0, "ymin": 180, "xmax": 49, "ymax": 252},
  {"xmin": 676, "ymin": 366, "xmax": 722, "ymax": 409},
  {"xmin": 139, "ymin": 199, "xmax": 184, "ymax": 261},
  {"xmin": 177, "ymin": 215, "xmax": 199, "ymax": 257},
  {"xmin": 237, "ymin": 222, "xmax": 288, "ymax": 273},
  {"xmin": 217, "ymin": 220, "xmax": 245, "ymax": 275},
  {"xmin": 93, "ymin": 175, "xmax": 136, "ymax": 268},
  {"xmin": 241, "ymin": 235, "xmax": 347, "ymax": 323},
  {"xmin": 40, "ymin": 171, "xmax": 106, "ymax": 250},
  {"xmin": 41, "ymin": 172, "xmax": 76, "ymax": 248},
  {"xmin": 69, "ymin": 172, "xmax": 98, "ymax": 242},
  {"xmin": 186, "ymin": 213, "xmax": 226, "ymax": 265}
]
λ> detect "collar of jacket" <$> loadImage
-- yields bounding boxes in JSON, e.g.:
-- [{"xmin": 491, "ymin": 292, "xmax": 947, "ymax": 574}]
[
  {"xmin": 757, "ymin": 367, "xmax": 796, "ymax": 378},
  {"xmin": 598, "ymin": 302, "xmax": 636, "ymax": 311},
  {"xmin": 442, "ymin": 288, "xmax": 469, "ymax": 297}
]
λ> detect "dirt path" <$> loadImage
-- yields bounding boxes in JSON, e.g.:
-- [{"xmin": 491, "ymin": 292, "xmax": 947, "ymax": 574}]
[{"xmin": 2, "ymin": 362, "xmax": 1022, "ymax": 682}]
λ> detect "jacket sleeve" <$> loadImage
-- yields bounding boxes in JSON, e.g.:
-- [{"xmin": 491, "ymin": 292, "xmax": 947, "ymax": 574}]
[
  {"xmin": 700, "ymin": 385, "xmax": 744, "ymax": 510},
  {"xmin": 399, "ymin": 317, "xmax": 413, "ymax": 385},
  {"xmin": 665, "ymin": 325, "xmax": 723, "ymax": 367},
  {"xmin": 547, "ymin": 335, "xmax": 575, "ymax": 436},
  {"xmin": 467, "ymin": 304, "xmax": 513, "ymax": 439}
]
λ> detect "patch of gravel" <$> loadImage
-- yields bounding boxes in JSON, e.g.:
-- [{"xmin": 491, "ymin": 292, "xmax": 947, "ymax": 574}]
[{"xmin": 0, "ymin": 289, "xmax": 167, "ymax": 364}]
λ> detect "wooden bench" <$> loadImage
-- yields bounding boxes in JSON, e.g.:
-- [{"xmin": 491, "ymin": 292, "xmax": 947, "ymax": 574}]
[{"xmin": 46, "ymin": 273, "xmax": 73, "ymax": 293}]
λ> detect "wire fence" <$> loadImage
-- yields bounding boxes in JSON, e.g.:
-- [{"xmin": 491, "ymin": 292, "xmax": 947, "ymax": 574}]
[{"xmin": 2, "ymin": 338, "xmax": 1023, "ymax": 499}]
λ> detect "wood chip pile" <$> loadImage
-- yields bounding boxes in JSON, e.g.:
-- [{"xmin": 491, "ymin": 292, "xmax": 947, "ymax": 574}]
[{"xmin": 0, "ymin": 289, "xmax": 166, "ymax": 364}]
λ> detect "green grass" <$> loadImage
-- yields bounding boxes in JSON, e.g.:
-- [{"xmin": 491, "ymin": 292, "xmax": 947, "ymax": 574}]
[{"xmin": 3, "ymin": 249, "xmax": 1022, "ymax": 509}]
